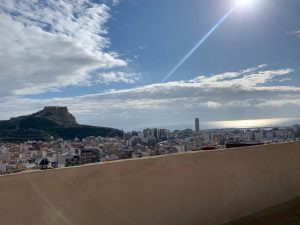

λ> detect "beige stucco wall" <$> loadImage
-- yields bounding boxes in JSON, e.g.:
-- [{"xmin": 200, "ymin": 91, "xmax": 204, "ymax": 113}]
[{"xmin": 1, "ymin": 142, "xmax": 300, "ymax": 225}]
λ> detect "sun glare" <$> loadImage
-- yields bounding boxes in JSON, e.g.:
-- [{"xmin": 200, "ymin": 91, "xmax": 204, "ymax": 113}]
[
  {"xmin": 236, "ymin": 0, "xmax": 256, "ymax": 8},
  {"xmin": 208, "ymin": 118, "xmax": 298, "ymax": 129}
]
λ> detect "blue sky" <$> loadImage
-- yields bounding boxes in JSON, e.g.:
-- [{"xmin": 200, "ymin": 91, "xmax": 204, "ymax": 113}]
[{"xmin": 0, "ymin": 0, "xmax": 300, "ymax": 130}]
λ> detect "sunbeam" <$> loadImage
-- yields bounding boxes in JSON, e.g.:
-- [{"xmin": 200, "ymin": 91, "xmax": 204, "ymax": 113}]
[{"xmin": 161, "ymin": 5, "xmax": 237, "ymax": 83}]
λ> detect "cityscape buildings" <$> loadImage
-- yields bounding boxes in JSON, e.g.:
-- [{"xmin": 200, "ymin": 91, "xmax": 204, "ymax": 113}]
[{"xmin": 0, "ymin": 121, "xmax": 299, "ymax": 175}]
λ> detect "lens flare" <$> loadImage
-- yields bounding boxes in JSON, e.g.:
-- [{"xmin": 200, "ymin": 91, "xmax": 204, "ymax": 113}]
[
  {"xmin": 162, "ymin": 0, "xmax": 257, "ymax": 83},
  {"xmin": 161, "ymin": 6, "xmax": 236, "ymax": 83}
]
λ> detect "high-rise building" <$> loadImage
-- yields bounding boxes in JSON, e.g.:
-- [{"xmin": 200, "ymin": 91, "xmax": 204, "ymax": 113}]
[{"xmin": 195, "ymin": 118, "xmax": 200, "ymax": 132}]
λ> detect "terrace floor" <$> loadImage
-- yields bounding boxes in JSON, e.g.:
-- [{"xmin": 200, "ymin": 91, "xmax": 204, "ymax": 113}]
[{"xmin": 225, "ymin": 197, "xmax": 300, "ymax": 225}]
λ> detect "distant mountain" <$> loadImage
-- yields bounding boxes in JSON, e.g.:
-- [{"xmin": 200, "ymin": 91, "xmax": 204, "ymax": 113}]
[{"xmin": 0, "ymin": 106, "xmax": 123, "ymax": 142}]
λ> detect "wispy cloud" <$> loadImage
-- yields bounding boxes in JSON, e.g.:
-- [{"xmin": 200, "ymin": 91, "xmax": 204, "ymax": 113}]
[
  {"xmin": 291, "ymin": 30, "xmax": 300, "ymax": 38},
  {"xmin": 96, "ymin": 72, "xmax": 142, "ymax": 85},
  {"xmin": 278, "ymin": 78, "xmax": 292, "ymax": 82},
  {"xmin": 111, "ymin": 0, "xmax": 121, "ymax": 6}
]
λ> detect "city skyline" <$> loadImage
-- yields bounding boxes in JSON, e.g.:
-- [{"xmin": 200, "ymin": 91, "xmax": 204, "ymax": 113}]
[{"xmin": 0, "ymin": 0, "xmax": 300, "ymax": 130}]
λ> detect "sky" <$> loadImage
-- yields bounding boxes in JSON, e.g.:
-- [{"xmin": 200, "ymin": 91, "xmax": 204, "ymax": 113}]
[{"xmin": 0, "ymin": 0, "xmax": 300, "ymax": 130}]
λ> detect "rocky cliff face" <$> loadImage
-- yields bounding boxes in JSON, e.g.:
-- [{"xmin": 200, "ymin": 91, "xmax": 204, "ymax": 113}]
[{"xmin": 33, "ymin": 106, "xmax": 77, "ymax": 127}]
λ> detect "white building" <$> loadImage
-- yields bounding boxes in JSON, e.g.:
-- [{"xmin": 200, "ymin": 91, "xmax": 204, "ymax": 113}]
[{"xmin": 0, "ymin": 162, "xmax": 8, "ymax": 173}]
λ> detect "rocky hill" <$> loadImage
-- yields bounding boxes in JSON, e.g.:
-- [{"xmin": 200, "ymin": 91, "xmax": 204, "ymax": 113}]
[
  {"xmin": 0, "ymin": 107, "xmax": 123, "ymax": 142},
  {"xmin": 32, "ymin": 106, "xmax": 77, "ymax": 126}
]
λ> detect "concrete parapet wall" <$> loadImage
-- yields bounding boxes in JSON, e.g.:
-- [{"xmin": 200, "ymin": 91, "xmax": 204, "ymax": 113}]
[{"xmin": 1, "ymin": 142, "xmax": 300, "ymax": 225}]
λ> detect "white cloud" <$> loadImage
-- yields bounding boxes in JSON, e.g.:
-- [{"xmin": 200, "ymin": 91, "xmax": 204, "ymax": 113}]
[
  {"xmin": 291, "ymin": 30, "xmax": 300, "ymax": 37},
  {"xmin": 278, "ymin": 78, "xmax": 292, "ymax": 82},
  {"xmin": 189, "ymin": 64, "xmax": 294, "ymax": 90},
  {"xmin": 0, "ymin": 0, "xmax": 127, "ymax": 97},
  {"xmin": 0, "ymin": 65, "xmax": 299, "ymax": 130},
  {"xmin": 111, "ymin": 0, "xmax": 121, "ymax": 6},
  {"xmin": 96, "ymin": 72, "xmax": 142, "ymax": 84},
  {"xmin": 200, "ymin": 101, "xmax": 222, "ymax": 109},
  {"xmin": 257, "ymin": 99, "xmax": 300, "ymax": 107}
]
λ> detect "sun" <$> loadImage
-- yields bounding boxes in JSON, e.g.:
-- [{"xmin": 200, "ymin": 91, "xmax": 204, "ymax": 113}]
[{"xmin": 235, "ymin": 0, "xmax": 256, "ymax": 8}]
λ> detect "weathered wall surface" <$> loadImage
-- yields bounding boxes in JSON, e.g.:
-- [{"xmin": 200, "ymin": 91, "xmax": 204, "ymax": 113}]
[{"xmin": 1, "ymin": 142, "xmax": 300, "ymax": 225}]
